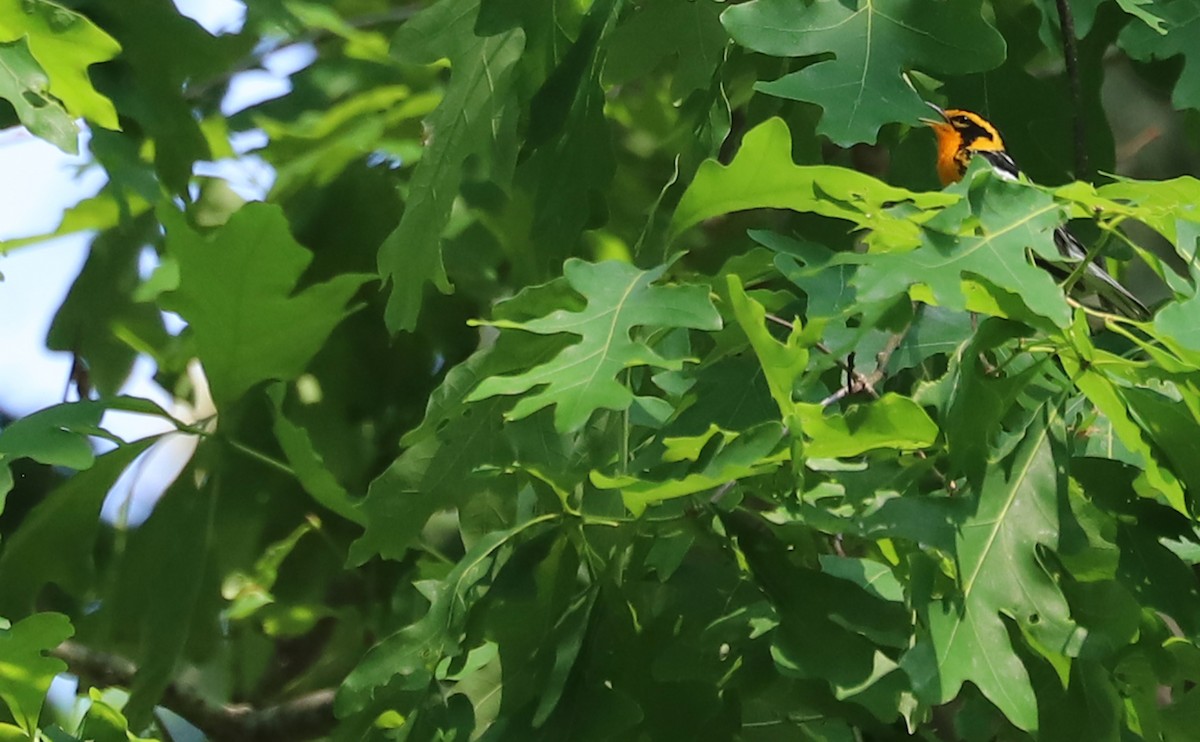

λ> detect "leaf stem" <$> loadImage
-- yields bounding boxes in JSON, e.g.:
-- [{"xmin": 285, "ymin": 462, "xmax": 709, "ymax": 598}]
[
  {"xmin": 621, "ymin": 368, "xmax": 631, "ymax": 474},
  {"xmin": 224, "ymin": 438, "xmax": 296, "ymax": 477}
]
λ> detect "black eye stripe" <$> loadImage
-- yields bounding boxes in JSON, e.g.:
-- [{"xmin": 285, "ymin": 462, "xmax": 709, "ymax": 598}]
[{"xmin": 955, "ymin": 118, "xmax": 994, "ymax": 143}]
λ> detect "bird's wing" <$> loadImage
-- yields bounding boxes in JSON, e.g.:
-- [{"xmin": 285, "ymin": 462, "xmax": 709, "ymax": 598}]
[
  {"xmin": 976, "ymin": 149, "xmax": 1020, "ymax": 181},
  {"xmin": 1049, "ymin": 226, "xmax": 1150, "ymax": 320}
]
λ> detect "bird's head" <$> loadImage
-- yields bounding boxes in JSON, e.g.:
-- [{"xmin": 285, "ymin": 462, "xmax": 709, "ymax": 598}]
[{"xmin": 920, "ymin": 102, "xmax": 1007, "ymax": 184}]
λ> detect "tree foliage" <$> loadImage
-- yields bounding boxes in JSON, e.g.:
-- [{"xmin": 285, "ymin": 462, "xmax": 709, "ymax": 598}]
[{"xmin": 5, "ymin": 0, "xmax": 1200, "ymax": 740}]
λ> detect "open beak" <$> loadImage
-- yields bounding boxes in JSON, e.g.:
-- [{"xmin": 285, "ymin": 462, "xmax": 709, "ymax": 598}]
[{"xmin": 918, "ymin": 101, "xmax": 949, "ymax": 127}]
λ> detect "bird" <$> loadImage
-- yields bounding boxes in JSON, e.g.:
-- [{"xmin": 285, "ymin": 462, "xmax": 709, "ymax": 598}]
[{"xmin": 920, "ymin": 103, "xmax": 1150, "ymax": 320}]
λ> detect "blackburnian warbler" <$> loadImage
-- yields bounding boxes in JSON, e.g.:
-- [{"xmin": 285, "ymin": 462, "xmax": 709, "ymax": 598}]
[{"xmin": 921, "ymin": 103, "xmax": 1150, "ymax": 320}]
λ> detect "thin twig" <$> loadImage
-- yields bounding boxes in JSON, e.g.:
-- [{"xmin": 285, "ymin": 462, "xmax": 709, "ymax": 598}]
[
  {"xmin": 819, "ymin": 385, "xmax": 854, "ymax": 408},
  {"xmin": 1054, "ymin": 0, "xmax": 1089, "ymax": 180},
  {"xmin": 53, "ymin": 641, "xmax": 336, "ymax": 742},
  {"xmin": 224, "ymin": 438, "xmax": 296, "ymax": 477},
  {"xmin": 819, "ymin": 319, "xmax": 912, "ymax": 409},
  {"xmin": 771, "ymin": 308, "xmax": 953, "ymax": 488},
  {"xmin": 763, "ymin": 313, "xmax": 795, "ymax": 331}
]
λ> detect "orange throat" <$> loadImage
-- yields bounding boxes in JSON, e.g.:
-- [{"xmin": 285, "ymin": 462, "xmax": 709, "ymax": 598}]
[{"xmin": 929, "ymin": 123, "xmax": 967, "ymax": 186}]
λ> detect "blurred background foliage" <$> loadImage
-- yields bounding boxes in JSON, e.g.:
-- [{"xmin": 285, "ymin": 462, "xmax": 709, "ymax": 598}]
[{"xmin": 5, "ymin": 0, "xmax": 1200, "ymax": 740}]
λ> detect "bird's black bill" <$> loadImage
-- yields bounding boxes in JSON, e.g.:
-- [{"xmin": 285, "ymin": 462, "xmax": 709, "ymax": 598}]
[{"xmin": 920, "ymin": 101, "xmax": 949, "ymax": 125}]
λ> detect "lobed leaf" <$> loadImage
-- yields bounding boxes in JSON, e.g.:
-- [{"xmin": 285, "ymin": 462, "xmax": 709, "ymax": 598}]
[
  {"xmin": 722, "ymin": 0, "xmax": 1004, "ymax": 145},
  {"xmin": 468, "ymin": 260, "xmax": 721, "ymax": 432},
  {"xmin": 160, "ymin": 203, "xmax": 373, "ymax": 409},
  {"xmin": 0, "ymin": 613, "xmax": 73, "ymax": 735},
  {"xmin": 0, "ymin": 38, "xmax": 76, "ymax": 152},
  {"xmin": 0, "ymin": 0, "xmax": 120, "ymax": 132},
  {"xmin": 671, "ymin": 117, "xmax": 956, "ymax": 244},
  {"xmin": 378, "ymin": 0, "xmax": 525, "ymax": 331}
]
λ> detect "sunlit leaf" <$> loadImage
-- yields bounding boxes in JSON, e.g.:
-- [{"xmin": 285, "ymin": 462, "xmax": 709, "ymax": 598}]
[
  {"xmin": 671, "ymin": 118, "xmax": 956, "ymax": 245},
  {"xmin": 0, "ymin": 38, "xmax": 76, "ymax": 151},
  {"xmin": 852, "ymin": 166, "xmax": 1073, "ymax": 327},
  {"xmin": 0, "ymin": 612, "xmax": 72, "ymax": 734},
  {"xmin": 0, "ymin": 0, "xmax": 120, "ymax": 129}
]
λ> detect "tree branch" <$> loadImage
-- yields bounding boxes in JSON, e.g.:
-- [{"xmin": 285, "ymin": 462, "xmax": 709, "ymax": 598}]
[
  {"xmin": 1054, "ymin": 0, "xmax": 1089, "ymax": 180},
  {"xmin": 53, "ymin": 641, "xmax": 336, "ymax": 742},
  {"xmin": 819, "ymin": 322, "xmax": 909, "ymax": 409}
]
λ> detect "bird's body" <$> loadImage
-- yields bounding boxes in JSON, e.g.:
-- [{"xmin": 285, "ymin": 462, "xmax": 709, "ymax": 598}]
[{"xmin": 921, "ymin": 104, "xmax": 1149, "ymax": 320}]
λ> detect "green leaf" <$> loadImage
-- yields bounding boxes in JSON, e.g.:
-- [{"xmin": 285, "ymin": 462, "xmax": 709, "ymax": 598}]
[
  {"xmin": 0, "ymin": 402, "xmax": 109, "ymax": 474},
  {"xmin": 106, "ymin": 471, "xmax": 215, "ymax": 728},
  {"xmin": 890, "ymin": 306, "xmax": 974, "ymax": 371},
  {"xmin": 160, "ymin": 203, "xmax": 373, "ymax": 408},
  {"xmin": 728, "ymin": 516, "xmax": 912, "ymax": 722},
  {"xmin": 798, "ymin": 394, "xmax": 938, "ymax": 459},
  {"xmin": 481, "ymin": 534, "xmax": 595, "ymax": 727},
  {"xmin": 721, "ymin": 0, "xmax": 1004, "ymax": 145},
  {"xmin": 765, "ymin": 233, "xmax": 861, "ymax": 320},
  {"xmin": 520, "ymin": 9, "xmax": 617, "ymax": 268},
  {"xmin": 1116, "ymin": 0, "xmax": 1169, "ymax": 32},
  {"xmin": 1068, "ymin": 581, "xmax": 1141, "ymax": 658},
  {"xmin": 0, "ymin": 396, "xmax": 173, "ymax": 499},
  {"xmin": 350, "ymin": 288, "xmax": 579, "ymax": 564},
  {"xmin": 378, "ymin": 0, "xmax": 525, "ymax": 332},
  {"xmin": 77, "ymin": 689, "xmax": 156, "ymax": 742},
  {"xmin": 851, "ymin": 167, "xmax": 1074, "ymax": 327},
  {"xmin": 468, "ymin": 260, "xmax": 721, "ymax": 432},
  {"xmin": 223, "ymin": 520, "xmax": 315, "ymax": 622},
  {"xmin": 0, "ymin": 612, "xmax": 73, "ymax": 734},
  {"xmin": 672, "ymin": 118, "xmax": 956, "ymax": 244},
  {"xmin": 348, "ymin": 398, "xmax": 510, "ymax": 564},
  {"xmin": 1120, "ymin": 0, "xmax": 1200, "ymax": 110},
  {"xmin": 0, "ymin": 440, "xmax": 155, "ymax": 616},
  {"xmin": 591, "ymin": 422, "xmax": 786, "ymax": 516},
  {"xmin": 0, "ymin": 189, "xmax": 151, "ymax": 255},
  {"xmin": 48, "ymin": 218, "xmax": 170, "ymax": 396},
  {"xmin": 257, "ymin": 85, "xmax": 438, "ymax": 200},
  {"xmin": 910, "ymin": 409, "xmax": 1079, "ymax": 732},
  {"xmin": 0, "ymin": 38, "xmax": 76, "ymax": 152},
  {"xmin": 267, "ymin": 384, "xmax": 363, "ymax": 525},
  {"xmin": 1090, "ymin": 175, "xmax": 1200, "ymax": 255},
  {"xmin": 940, "ymin": 319, "xmax": 1062, "ymax": 485},
  {"xmin": 0, "ymin": 724, "xmax": 28, "ymax": 741},
  {"xmin": 403, "ymin": 319, "xmax": 572, "ymax": 448},
  {"xmin": 0, "ymin": 0, "xmax": 120, "ymax": 129},
  {"xmin": 663, "ymin": 355, "xmax": 778, "ymax": 438},
  {"xmin": 284, "ymin": 1, "xmax": 391, "ymax": 62},
  {"xmin": 819, "ymin": 556, "xmax": 904, "ymax": 603},
  {"xmin": 1060, "ymin": 340, "xmax": 1188, "ymax": 514},
  {"xmin": 1117, "ymin": 520, "xmax": 1200, "ymax": 636},
  {"xmin": 1121, "ymin": 386, "xmax": 1200, "ymax": 512},
  {"xmin": 726, "ymin": 274, "xmax": 808, "ymax": 422},
  {"xmin": 337, "ymin": 515, "xmax": 556, "ymax": 715},
  {"xmin": 603, "ymin": 0, "xmax": 727, "ymax": 98}
]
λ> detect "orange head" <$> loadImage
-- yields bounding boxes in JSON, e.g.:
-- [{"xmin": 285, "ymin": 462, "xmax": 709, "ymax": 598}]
[{"xmin": 920, "ymin": 103, "xmax": 1008, "ymax": 186}]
